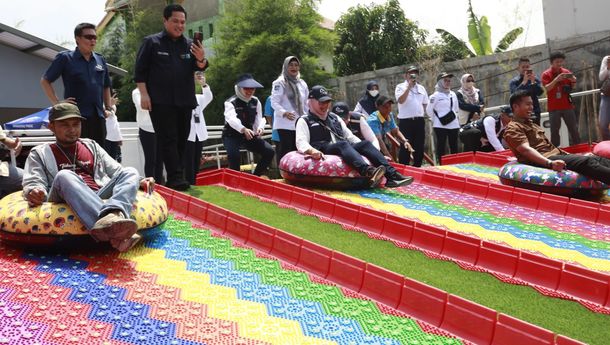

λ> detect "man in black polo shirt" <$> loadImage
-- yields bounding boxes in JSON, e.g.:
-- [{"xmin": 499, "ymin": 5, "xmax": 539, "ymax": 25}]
[
  {"xmin": 41, "ymin": 23, "xmax": 112, "ymax": 147},
  {"xmin": 134, "ymin": 4, "xmax": 208, "ymax": 191}
]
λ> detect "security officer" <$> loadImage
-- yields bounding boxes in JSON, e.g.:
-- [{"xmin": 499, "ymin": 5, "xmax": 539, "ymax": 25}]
[
  {"xmin": 459, "ymin": 105, "xmax": 513, "ymax": 152},
  {"xmin": 134, "ymin": 4, "xmax": 208, "ymax": 191}
]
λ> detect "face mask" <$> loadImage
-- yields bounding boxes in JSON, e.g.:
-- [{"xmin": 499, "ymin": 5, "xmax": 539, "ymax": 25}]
[{"xmin": 368, "ymin": 90, "xmax": 379, "ymax": 97}]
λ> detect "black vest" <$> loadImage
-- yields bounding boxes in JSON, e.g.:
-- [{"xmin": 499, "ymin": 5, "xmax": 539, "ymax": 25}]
[
  {"xmin": 222, "ymin": 96, "xmax": 259, "ymax": 137},
  {"xmin": 302, "ymin": 112, "xmax": 345, "ymax": 150},
  {"xmin": 471, "ymin": 114, "xmax": 502, "ymax": 140},
  {"xmin": 345, "ymin": 112, "xmax": 366, "ymax": 140}
]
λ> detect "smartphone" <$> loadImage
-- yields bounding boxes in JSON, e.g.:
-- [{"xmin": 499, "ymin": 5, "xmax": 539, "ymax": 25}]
[
  {"xmin": 193, "ymin": 32, "xmax": 203, "ymax": 44},
  {"xmin": 525, "ymin": 69, "xmax": 533, "ymax": 74},
  {"xmin": 565, "ymin": 73, "xmax": 574, "ymax": 78}
]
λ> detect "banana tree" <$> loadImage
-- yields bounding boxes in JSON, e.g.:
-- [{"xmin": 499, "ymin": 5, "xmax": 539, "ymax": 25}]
[{"xmin": 436, "ymin": 0, "xmax": 523, "ymax": 58}]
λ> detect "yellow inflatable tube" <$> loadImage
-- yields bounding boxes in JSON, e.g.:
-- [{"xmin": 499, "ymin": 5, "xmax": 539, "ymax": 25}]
[{"xmin": 0, "ymin": 191, "xmax": 168, "ymax": 245}]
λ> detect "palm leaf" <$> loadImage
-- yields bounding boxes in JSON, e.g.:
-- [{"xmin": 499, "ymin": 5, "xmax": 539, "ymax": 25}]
[
  {"xmin": 466, "ymin": 0, "xmax": 493, "ymax": 56},
  {"xmin": 466, "ymin": 0, "xmax": 484, "ymax": 55},
  {"xmin": 436, "ymin": 28, "xmax": 474, "ymax": 57},
  {"xmin": 494, "ymin": 27, "xmax": 524, "ymax": 53}
]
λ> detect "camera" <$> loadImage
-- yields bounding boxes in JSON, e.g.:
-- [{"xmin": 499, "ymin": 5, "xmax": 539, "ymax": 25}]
[
  {"xmin": 409, "ymin": 74, "xmax": 417, "ymax": 80},
  {"xmin": 525, "ymin": 69, "xmax": 533, "ymax": 74}
]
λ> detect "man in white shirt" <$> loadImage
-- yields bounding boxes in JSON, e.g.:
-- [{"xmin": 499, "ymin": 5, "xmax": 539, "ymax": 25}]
[
  {"xmin": 459, "ymin": 106, "xmax": 512, "ymax": 152},
  {"xmin": 295, "ymin": 85, "xmax": 412, "ymax": 188},
  {"xmin": 395, "ymin": 65, "xmax": 429, "ymax": 166}
]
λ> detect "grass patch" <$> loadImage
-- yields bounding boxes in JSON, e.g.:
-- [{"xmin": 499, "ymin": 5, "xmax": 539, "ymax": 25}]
[{"xmin": 188, "ymin": 185, "xmax": 610, "ymax": 345}]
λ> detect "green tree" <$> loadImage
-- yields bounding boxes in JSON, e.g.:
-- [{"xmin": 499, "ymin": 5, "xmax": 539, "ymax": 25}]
[
  {"xmin": 333, "ymin": 0, "xmax": 426, "ymax": 76},
  {"xmin": 103, "ymin": 6, "xmax": 162, "ymax": 121},
  {"xmin": 435, "ymin": 0, "xmax": 523, "ymax": 60},
  {"xmin": 206, "ymin": 0, "xmax": 334, "ymax": 125}
]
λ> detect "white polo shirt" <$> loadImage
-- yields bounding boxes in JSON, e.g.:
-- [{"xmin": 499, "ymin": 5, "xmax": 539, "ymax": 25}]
[{"xmin": 394, "ymin": 81, "xmax": 429, "ymax": 119}]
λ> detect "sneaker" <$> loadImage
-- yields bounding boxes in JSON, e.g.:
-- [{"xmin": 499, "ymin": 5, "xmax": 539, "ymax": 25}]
[
  {"xmin": 111, "ymin": 233, "xmax": 142, "ymax": 252},
  {"xmin": 365, "ymin": 166, "xmax": 386, "ymax": 188},
  {"xmin": 91, "ymin": 211, "xmax": 138, "ymax": 242},
  {"xmin": 385, "ymin": 172, "xmax": 414, "ymax": 188}
]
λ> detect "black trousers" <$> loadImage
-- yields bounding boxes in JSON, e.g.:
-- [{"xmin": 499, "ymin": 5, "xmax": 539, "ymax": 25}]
[
  {"xmin": 318, "ymin": 140, "xmax": 397, "ymax": 177},
  {"xmin": 223, "ymin": 135, "xmax": 275, "ymax": 176},
  {"xmin": 398, "ymin": 117, "xmax": 425, "ymax": 167},
  {"xmin": 184, "ymin": 138, "xmax": 204, "ymax": 185},
  {"xmin": 434, "ymin": 127, "xmax": 459, "ymax": 162},
  {"xmin": 549, "ymin": 154, "xmax": 610, "ymax": 184},
  {"xmin": 104, "ymin": 140, "xmax": 122, "ymax": 163},
  {"xmin": 81, "ymin": 115, "xmax": 106, "ymax": 148},
  {"xmin": 276, "ymin": 129, "xmax": 296, "ymax": 162},
  {"xmin": 149, "ymin": 104, "xmax": 191, "ymax": 184},
  {"xmin": 139, "ymin": 129, "xmax": 165, "ymax": 184}
]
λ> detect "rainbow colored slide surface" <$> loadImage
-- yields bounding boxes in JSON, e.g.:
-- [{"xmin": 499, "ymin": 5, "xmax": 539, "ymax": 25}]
[
  {"xmin": 323, "ymin": 183, "xmax": 610, "ymax": 273},
  {"xmin": 0, "ymin": 217, "xmax": 462, "ymax": 345}
]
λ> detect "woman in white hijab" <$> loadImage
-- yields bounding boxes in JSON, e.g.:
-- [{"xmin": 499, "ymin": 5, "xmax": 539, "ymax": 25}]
[
  {"xmin": 456, "ymin": 73, "xmax": 485, "ymax": 126},
  {"xmin": 427, "ymin": 72, "xmax": 460, "ymax": 162},
  {"xmin": 271, "ymin": 56, "xmax": 309, "ymax": 161}
]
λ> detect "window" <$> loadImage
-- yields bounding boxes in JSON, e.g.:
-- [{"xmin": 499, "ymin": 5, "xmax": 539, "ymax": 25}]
[{"xmin": 209, "ymin": 23, "xmax": 214, "ymax": 38}]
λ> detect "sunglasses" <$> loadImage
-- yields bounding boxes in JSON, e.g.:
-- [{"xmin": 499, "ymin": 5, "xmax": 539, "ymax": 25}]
[{"xmin": 81, "ymin": 34, "xmax": 97, "ymax": 40}]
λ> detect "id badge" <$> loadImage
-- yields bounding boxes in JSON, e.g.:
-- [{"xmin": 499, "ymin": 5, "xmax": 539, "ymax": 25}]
[
  {"xmin": 194, "ymin": 115, "xmax": 200, "ymax": 123},
  {"xmin": 555, "ymin": 91, "xmax": 562, "ymax": 99}
]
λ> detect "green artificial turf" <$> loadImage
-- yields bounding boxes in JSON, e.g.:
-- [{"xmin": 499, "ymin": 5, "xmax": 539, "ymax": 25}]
[{"xmin": 187, "ymin": 185, "xmax": 610, "ymax": 345}]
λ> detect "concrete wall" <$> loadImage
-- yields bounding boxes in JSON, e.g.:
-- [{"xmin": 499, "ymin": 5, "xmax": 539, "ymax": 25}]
[
  {"xmin": 543, "ymin": 0, "xmax": 610, "ymax": 41},
  {"xmin": 0, "ymin": 44, "xmax": 63, "ymax": 125}
]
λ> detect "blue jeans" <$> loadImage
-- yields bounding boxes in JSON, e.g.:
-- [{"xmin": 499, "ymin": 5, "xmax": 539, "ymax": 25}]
[
  {"xmin": 223, "ymin": 135, "xmax": 274, "ymax": 176},
  {"xmin": 318, "ymin": 140, "xmax": 397, "ymax": 177},
  {"xmin": 0, "ymin": 165, "xmax": 23, "ymax": 198},
  {"xmin": 47, "ymin": 168, "xmax": 140, "ymax": 230}
]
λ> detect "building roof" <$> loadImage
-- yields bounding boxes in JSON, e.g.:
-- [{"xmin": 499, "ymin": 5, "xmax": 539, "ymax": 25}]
[{"xmin": 0, "ymin": 22, "xmax": 127, "ymax": 76}]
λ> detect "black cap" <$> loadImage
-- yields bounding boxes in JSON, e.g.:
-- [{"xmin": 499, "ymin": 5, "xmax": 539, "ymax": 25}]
[
  {"xmin": 48, "ymin": 103, "xmax": 86, "ymax": 122},
  {"xmin": 437, "ymin": 72, "xmax": 454, "ymax": 80},
  {"xmin": 332, "ymin": 102, "xmax": 349, "ymax": 116},
  {"xmin": 375, "ymin": 95, "xmax": 394, "ymax": 107},
  {"xmin": 406, "ymin": 65, "xmax": 419, "ymax": 73},
  {"xmin": 308, "ymin": 85, "xmax": 333, "ymax": 102},
  {"xmin": 236, "ymin": 73, "xmax": 263, "ymax": 88},
  {"xmin": 500, "ymin": 105, "xmax": 513, "ymax": 116}
]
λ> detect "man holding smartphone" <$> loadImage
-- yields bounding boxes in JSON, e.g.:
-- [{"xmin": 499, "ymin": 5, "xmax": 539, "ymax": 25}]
[
  {"xmin": 394, "ymin": 65, "xmax": 429, "ymax": 167},
  {"xmin": 541, "ymin": 51, "xmax": 580, "ymax": 147},
  {"xmin": 509, "ymin": 56, "xmax": 544, "ymax": 125},
  {"xmin": 135, "ymin": 4, "xmax": 208, "ymax": 191}
]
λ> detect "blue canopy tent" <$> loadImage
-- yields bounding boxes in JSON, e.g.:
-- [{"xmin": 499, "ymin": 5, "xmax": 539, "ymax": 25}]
[{"xmin": 4, "ymin": 107, "xmax": 50, "ymax": 130}]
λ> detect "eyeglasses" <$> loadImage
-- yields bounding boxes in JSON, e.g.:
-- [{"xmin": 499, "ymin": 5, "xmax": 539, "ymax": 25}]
[{"xmin": 81, "ymin": 34, "xmax": 97, "ymax": 40}]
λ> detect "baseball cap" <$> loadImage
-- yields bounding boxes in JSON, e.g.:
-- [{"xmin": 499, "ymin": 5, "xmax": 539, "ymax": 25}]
[
  {"xmin": 500, "ymin": 105, "xmax": 513, "ymax": 116},
  {"xmin": 48, "ymin": 103, "xmax": 86, "ymax": 122},
  {"xmin": 437, "ymin": 72, "xmax": 454, "ymax": 80},
  {"xmin": 236, "ymin": 73, "xmax": 263, "ymax": 88},
  {"xmin": 332, "ymin": 102, "xmax": 349, "ymax": 116},
  {"xmin": 308, "ymin": 85, "xmax": 333, "ymax": 102},
  {"xmin": 406, "ymin": 65, "xmax": 419, "ymax": 73},
  {"xmin": 375, "ymin": 96, "xmax": 394, "ymax": 107}
]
